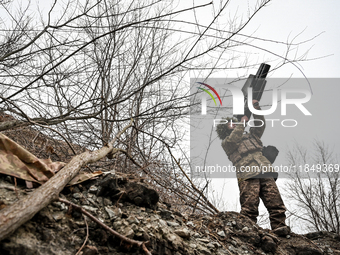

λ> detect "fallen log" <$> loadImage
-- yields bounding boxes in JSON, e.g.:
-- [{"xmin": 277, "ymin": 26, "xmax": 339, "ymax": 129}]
[{"xmin": 0, "ymin": 119, "xmax": 133, "ymax": 241}]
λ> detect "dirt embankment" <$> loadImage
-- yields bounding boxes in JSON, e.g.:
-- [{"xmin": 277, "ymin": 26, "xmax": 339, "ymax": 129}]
[{"xmin": 0, "ymin": 172, "xmax": 339, "ymax": 255}]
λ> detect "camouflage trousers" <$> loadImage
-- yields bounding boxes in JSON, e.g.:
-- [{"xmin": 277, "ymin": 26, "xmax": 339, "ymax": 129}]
[{"xmin": 238, "ymin": 177, "xmax": 287, "ymax": 230}]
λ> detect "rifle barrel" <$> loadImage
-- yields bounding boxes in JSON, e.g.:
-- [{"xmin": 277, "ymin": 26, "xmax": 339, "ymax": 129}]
[{"xmin": 255, "ymin": 63, "xmax": 271, "ymax": 79}]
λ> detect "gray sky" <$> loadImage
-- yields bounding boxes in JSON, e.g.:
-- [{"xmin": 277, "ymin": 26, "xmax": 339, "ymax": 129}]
[{"xmin": 239, "ymin": 0, "xmax": 340, "ymax": 78}]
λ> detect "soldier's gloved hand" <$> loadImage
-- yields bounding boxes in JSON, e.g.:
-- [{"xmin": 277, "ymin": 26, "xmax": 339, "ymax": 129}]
[
  {"xmin": 252, "ymin": 100, "xmax": 260, "ymax": 109},
  {"xmin": 241, "ymin": 116, "xmax": 249, "ymax": 123}
]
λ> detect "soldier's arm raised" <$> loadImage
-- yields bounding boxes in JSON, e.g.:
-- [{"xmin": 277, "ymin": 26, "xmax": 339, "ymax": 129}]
[{"xmin": 223, "ymin": 116, "xmax": 247, "ymax": 146}]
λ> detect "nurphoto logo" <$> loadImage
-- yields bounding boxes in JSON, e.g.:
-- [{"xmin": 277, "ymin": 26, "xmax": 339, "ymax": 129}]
[{"xmin": 198, "ymin": 83, "xmax": 312, "ymax": 117}]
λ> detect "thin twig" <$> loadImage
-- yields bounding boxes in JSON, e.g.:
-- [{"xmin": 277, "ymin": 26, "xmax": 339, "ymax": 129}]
[
  {"xmin": 192, "ymin": 181, "xmax": 209, "ymax": 214},
  {"xmin": 142, "ymin": 243, "xmax": 152, "ymax": 255},
  {"xmin": 75, "ymin": 215, "xmax": 89, "ymax": 255},
  {"xmin": 115, "ymin": 191, "xmax": 126, "ymax": 207},
  {"xmin": 14, "ymin": 178, "xmax": 19, "ymax": 199}
]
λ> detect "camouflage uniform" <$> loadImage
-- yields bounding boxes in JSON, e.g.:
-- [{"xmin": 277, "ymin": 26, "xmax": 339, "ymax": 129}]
[{"xmin": 221, "ymin": 114, "xmax": 287, "ymax": 230}]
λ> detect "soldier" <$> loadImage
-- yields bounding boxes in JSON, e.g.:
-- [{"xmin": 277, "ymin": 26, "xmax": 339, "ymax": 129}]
[{"xmin": 216, "ymin": 100, "xmax": 290, "ymax": 236}]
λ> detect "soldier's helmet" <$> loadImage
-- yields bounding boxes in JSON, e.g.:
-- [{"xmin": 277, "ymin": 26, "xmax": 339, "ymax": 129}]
[{"xmin": 216, "ymin": 117, "xmax": 238, "ymax": 140}]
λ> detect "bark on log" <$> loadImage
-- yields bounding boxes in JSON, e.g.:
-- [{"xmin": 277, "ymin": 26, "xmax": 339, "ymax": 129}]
[{"xmin": 0, "ymin": 119, "xmax": 133, "ymax": 241}]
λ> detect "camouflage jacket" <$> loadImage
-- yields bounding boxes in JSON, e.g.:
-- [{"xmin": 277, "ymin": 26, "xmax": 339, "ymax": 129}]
[{"xmin": 221, "ymin": 114, "xmax": 272, "ymax": 182}]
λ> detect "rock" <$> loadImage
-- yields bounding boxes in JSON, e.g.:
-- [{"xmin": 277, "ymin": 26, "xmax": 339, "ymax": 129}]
[
  {"xmin": 160, "ymin": 209, "xmax": 173, "ymax": 219},
  {"xmin": 133, "ymin": 196, "xmax": 143, "ymax": 205},
  {"xmin": 82, "ymin": 245, "xmax": 98, "ymax": 255},
  {"xmin": 121, "ymin": 227, "xmax": 135, "ymax": 238},
  {"xmin": 38, "ymin": 208, "xmax": 54, "ymax": 222},
  {"xmin": 72, "ymin": 193, "xmax": 81, "ymax": 199},
  {"xmin": 51, "ymin": 202, "xmax": 67, "ymax": 211},
  {"xmin": 127, "ymin": 215, "xmax": 140, "ymax": 224},
  {"xmin": 96, "ymin": 196, "xmax": 103, "ymax": 205},
  {"xmin": 186, "ymin": 221, "xmax": 195, "ymax": 227},
  {"xmin": 88, "ymin": 185, "xmax": 98, "ymax": 194},
  {"xmin": 5, "ymin": 176, "xmax": 12, "ymax": 183},
  {"xmin": 167, "ymin": 221, "xmax": 180, "ymax": 227},
  {"xmin": 103, "ymin": 198, "xmax": 112, "ymax": 206},
  {"xmin": 96, "ymin": 174, "xmax": 121, "ymax": 198},
  {"xmin": 207, "ymin": 242, "xmax": 216, "ymax": 249},
  {"xmin": 211, "ymin": 242, "xmax": 222, "ymax": 248},
  {"xmin": 197, "ymin": 244, "xmax": 212, "ymax": 255},
  {"xmin": 52, "ymin": 211, "xmax": 64, "ymax": 221},
  {"xmin": 240, "ymin": 244, "xmax": 248, "ymax": 250},
  {"xmin": 113, "ymin": 207, "xmax": 122, "ymax": 218},
  {"xmin": 164, "ymin": 233, "xmax": 183, "ymax": 250},
  {"xmin": 228, "ymin": 245, "xmax": 238, "ymax": 253},
  {"xmin": 82, "ymin": 205, "xmax": 98, "ymax": 214},
  {"xmin": 86, "ymin": 197, "xmax": 97, "ymax": 206},
  {"xmin": 217, "ymin": 230, "xmax": 226, "ymax": 237},
  {"xmin": 242, "ymin": 227, "xmax": 249, "ymax": 232},
  {"xmin": 327, "ymin": 248, "xmax": 334, "ymax": 253},
  {"xmin": 142, "ymin": 232, "xmax": 151, "ymax": 242},
  {"xmin": 193, "ymin": 232, "xmax": 200, "ymax": 238},
  {"xmin": 197, "ymin": 238, "xmax": 210, "ymax": 243},
  {"xmin": 173, "ymin": 211, "xmax": 183, "ymax": 218},
  {"xmin": 112, "ymin": 221, "xmax": 122, "ymax": 230},
  {"xmin": 175, "ymin": 228, "xmax": 191, "ymax": 239},
  {"xmin": 158, "ymin": 219, "xmax": 168, "ymax": 227},
  {"xmin": 125, "ymin": 182, "xmax": 159, "ymax": 208},
  {"xmin": 130, "ymin": 223, "xmax": 138, "ymax": 231},
  {"xmin": 189, "ymin": 243, "xmax": 197, "ymax": 249},
  {"xmin": 144, "ymin": 223, "xmax": 154, "ymax": 231},
  {"xmin": 150, "ymin": 214, "xmax": 160, "ymax": 221},
  {"xmin": 104, "ymin": 207, "xmax": 116, "ymax": 219}
]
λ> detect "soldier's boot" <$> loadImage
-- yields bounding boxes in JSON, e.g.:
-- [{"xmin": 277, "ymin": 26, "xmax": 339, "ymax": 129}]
[
  {"xmin": 259, "ymin": 178, "xmax": 289, "ymax": 235},
  {"xmin": 269, "ymin": 215, "xmax": 287, "ymax": 230},
  {"xmin": 240, "ymin": 210, "xmax": 257, "ymax": 224},
  {"xmin": 271, "ymin": 216, "xmax": 290, "ymax": 237},
  {"xmin": 272, "ymin": 225, "xmax": 291, "ymax": 237}
]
